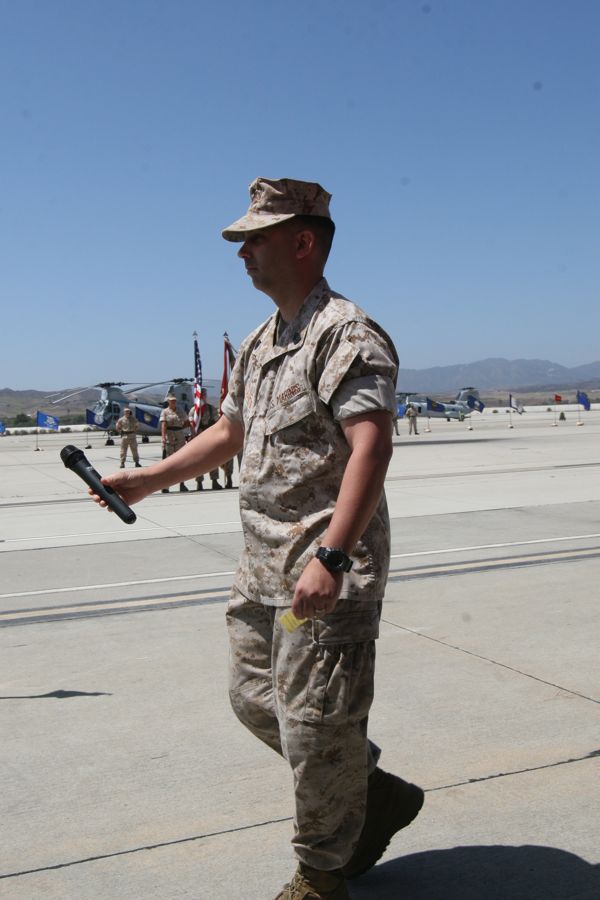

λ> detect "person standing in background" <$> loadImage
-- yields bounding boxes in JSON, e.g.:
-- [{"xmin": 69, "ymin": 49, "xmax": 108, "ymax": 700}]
[
  {"xmin": 160, "ymin": 395, "xmax": 190, "ymax": 492},
  {"xmin": 115, "ymin": 408, "xmax": 141, "ymax": 468}
]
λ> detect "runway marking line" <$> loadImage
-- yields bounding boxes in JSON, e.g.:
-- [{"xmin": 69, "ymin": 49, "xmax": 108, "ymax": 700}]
[
  {"xmin": 390, "ymin": 531, "xmax": 600, "ymax": 560},
  {"xmin": 0, "ymin": 520, "xmax": 242, "ymax": 543},
  {"xmin": 1, "ymin": 532, "xmax": 599, "ymax": 601},
  {"xmin": 0, "ymin": 570, "xmax": 237, "ymax": 601},
  {"xmin": 2, "ymin": 546, "xmax": 599, "ymax": 627},
  {"xmin": 391, "ymin": 546, "xmax": 600, "ymax": 580},
  {"xmin": 0, "ymin": 589, "xmax": 231, "ymax": 623}
]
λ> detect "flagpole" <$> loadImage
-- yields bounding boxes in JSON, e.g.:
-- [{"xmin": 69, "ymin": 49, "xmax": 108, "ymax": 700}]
[
  {"xmin": 552, "ymin": 402, "xmax": 558, "ymax": 427},
  {"xmin": 508, "ymin": 407, "xmax": 513, "ymax": 428},
  {"xmin": 424, "ymin": 416, "xmax": 431, "ymax": 433},
  {"xmin": 576, "ymin": 401, "xmax": 583, "ymax": 426}
]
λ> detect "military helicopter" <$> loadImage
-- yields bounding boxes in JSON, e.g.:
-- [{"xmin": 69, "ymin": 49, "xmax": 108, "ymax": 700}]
[
  {"xmin": 50, "ymin": 379, "xmax": 196, "ymax": 444},
  {"xmin": 397, "ymin": 387, "xmax": 485, "ymax": 422}
]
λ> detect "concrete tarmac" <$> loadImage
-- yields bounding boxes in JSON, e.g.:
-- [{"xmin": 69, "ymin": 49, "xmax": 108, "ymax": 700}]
[{"xmin": 1, "ymin": 411, "xmax": 599, "ymax": 899}]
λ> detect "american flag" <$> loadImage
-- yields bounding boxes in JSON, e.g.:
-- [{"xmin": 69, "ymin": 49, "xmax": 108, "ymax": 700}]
[{"xmin": 190, "ymin": 332, "xmax": 205, "ymax": 434}]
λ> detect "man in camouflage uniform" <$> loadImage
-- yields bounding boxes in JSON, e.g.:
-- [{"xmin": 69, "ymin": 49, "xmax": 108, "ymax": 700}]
[
  {"xmin": 159, "ymin": 395, "xmax": 190, "ymax": 492},
  {"xmin": 95, "ymin": 178, "xmax": 424, "ymax": 900},
  {"xmin": 115, "ymin": 407, "xmax": 141, "ymax": 468}
]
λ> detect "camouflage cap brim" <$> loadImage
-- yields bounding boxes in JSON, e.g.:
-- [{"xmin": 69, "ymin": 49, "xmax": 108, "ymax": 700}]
[{"xmin": 221, "ymin": 211, "xmax": 297, "ymax": 242}]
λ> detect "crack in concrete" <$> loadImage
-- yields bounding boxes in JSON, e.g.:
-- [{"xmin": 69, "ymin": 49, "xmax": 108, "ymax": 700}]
[
  {"xmin": 384, "ymin": 619, "xmax": 600, "ymax": 705},
  {"xmin": 2, "ymin": 750, "xmax": 599, "ymax": 881}
]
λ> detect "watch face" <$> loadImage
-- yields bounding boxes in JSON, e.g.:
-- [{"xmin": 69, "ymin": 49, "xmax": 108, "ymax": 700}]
[
  {"xmin": 328, "ymin": 550, "xmax": 346, "ymax": 569},
  {"xmin": 317, "ymin": 547, "xmax": 352, "ymax": 572}
]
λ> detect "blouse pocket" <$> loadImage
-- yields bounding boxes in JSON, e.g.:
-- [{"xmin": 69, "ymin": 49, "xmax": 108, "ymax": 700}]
[{"xmin": 265, "ymin": 389, "xmax": 316, "ymax": 436}]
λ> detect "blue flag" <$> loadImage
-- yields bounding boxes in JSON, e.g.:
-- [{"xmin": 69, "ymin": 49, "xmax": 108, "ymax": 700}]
[
  {"xmin": 134, "ymin": 406, "xmax": 160, "ymax": 430},
  {"xmin": 466, "ymin": 395, "xmax": 485, "ymax": 412},
  {"xmin": 36, "ymin": 411, "xmax": 59, "ymax": 430},
  {"xmin": 396, "ymin": 402, "xmax": 406, "ymax": 418},
  {"xmin": 577, "ymin": 390, "xmax": 591, "ymax": 411},
  {"xmin": 0, "ymin": 421, "xmax": 5, "ymax": 435},
  {"xmin": 86, "ymin": 408, "xmax": 109, "ymax": 428}
]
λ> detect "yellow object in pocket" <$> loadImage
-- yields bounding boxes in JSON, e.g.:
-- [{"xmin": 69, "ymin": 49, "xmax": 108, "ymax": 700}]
[{"xmin": 280, "ymin": 610, "xmax": 308, "ymax": 633}]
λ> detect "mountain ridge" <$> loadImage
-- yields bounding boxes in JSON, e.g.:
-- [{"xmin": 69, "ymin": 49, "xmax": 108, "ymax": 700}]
[
  {"xmin": 396, "ymin": 357, "xmax": 600, "ymax": 393},
  {"xmin": 2, "ymin": 359, "xmax": 600, "ymax": 419}
]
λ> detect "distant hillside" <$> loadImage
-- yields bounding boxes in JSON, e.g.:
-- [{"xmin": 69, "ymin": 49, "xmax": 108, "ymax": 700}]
[
  {"xmin": 2, "ymin": 362, "xmax": 600, "ymax": 419},
  {"xmin": 397, "ymin": 358, "xmax": 600, "ymax": 393},
  {"xmin": 0, "ymin": 387, "xmax": 159, "ymax": 421},
  {"xmin": 0, "ymin": 379, "xmax": 222, "ymax": 421}
]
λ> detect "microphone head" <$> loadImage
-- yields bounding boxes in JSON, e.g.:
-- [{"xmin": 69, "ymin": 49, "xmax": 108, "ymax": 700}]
[{"xmin": 60, "ymin": 445, "xmax": 85, "ymax": 469}]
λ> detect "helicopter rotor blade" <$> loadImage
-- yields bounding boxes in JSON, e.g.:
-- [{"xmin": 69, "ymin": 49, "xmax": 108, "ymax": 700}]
[
  {"xmin": 123, "ymin": 378, "xmax": 193, "ymax": 395},
  {"xmin": 50, "ymin": 387, "xmax": 100, "ymax": 404}
]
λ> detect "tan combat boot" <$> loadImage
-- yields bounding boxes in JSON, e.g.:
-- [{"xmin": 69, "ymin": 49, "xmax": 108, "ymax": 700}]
[
  {"xmin": 274, "ymin": 863, "xmax": 349, "ymax": 899},
  {"xmin": 341, "ymin": 767, "xmax": 424, "ymax": 878}
]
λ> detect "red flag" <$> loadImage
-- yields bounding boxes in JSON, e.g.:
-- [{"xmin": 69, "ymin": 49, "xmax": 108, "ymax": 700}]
[
  {"xmin": 219, "ymin": 333, "xmax": 236, "ymax": 415},
  {"xmin": 554, "ymin": 394, "xmax": 562, "ymax": 403}
]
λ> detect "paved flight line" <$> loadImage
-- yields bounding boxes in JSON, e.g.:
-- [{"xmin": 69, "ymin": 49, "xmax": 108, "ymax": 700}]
[
  {"xmin": 1, "ymin": 458, "xmax": 599, "ymax": 511},
  {"xmin": 1, "ymin": 545, "xmax": 598, "ymax": 627},
  {"xmin": 2, "ymin": 532, "xmax": 600, "ymax": 601}
]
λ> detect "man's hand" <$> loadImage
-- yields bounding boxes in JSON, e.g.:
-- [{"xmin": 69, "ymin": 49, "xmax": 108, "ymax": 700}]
[
  {"xmin": 88, "ymin": 468, "xmax": 153, "ymax": 509},
  {"xmin": 89, "ymin": 415, "xmax": 245, "ymax": 512},
  {"xmin": 292, "ymin": 557, "xmax": 343, "ymax": 619}
]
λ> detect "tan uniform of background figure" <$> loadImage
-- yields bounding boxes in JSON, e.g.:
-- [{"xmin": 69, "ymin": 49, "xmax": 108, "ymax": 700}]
[
  {"xmin": 159, "ymin": 398, "xmax": 190, "ymax": 492},
  {"xmin": 115, "ymin": 409, "xmax": 140, "ymax": 467},
  {"xmin": 406, "ymin": 403, "xmax": 419, "ymax": 434},
  {"xmin": 190, "ymin": 399, "xmax": 227, "ymax": 490},
  {"xmin": 190, "ymin": 390, "xmax": 236, "ymax": 490}
]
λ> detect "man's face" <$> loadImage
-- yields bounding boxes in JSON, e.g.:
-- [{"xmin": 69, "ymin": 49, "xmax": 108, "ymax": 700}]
[{"xmin": 237, "ymin": 222, "xmax": 298, "ymax": 297}]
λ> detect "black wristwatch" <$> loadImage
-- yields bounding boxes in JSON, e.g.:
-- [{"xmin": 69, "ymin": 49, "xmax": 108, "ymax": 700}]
[{"xmin": 316, "ymin": 547, "xmax": 353, "ymax": 573}]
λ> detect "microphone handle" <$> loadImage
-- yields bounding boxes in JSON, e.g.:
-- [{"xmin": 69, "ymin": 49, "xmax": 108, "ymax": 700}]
[{"xmin": 78, "ymin": 463, "xmax": 137, "ymax": 525}]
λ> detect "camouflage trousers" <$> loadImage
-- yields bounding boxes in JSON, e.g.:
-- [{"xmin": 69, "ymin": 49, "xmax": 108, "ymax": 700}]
[
  {"xmin": 119, "ymin": 434, "xmax": 139, "ymax": 464},
  {"xmin": 226, "ymin": 589, "xmax": 382, "ymax": 870}
]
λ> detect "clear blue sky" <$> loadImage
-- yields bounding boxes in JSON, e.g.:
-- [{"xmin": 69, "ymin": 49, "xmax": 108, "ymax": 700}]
[{"xmin": 1, "ymin": 0, "xmax": 598, "ymax": 390}]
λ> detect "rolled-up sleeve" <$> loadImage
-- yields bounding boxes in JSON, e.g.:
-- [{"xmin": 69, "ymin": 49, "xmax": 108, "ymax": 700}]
[
  {"xmin": 316, "ymin": 320, "xmax": 399, "ymax": 421},
  {"xmin": 221, "ymin": 354, "xmax": 245, "ymax": 425}
]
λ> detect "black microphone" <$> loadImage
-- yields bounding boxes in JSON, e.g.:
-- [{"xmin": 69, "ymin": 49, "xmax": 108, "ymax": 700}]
[{"xmin": 60, "ymin": 445, "xmax": 137, "ymax": 525}]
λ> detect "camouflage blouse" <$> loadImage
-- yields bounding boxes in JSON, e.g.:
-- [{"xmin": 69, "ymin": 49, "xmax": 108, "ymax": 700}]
[{"xmin": 222, "ymin": 278, "xmax": 399, "ymax": 607}]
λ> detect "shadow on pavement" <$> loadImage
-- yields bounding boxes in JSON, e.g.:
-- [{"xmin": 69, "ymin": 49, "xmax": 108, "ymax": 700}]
[
  {"xmin": 0, "ymin": 689, "xmax": 111, "ymax": 699},
  {"xmin": 348, "ymin": 844, "xmax": 600, "ymax": 899}
]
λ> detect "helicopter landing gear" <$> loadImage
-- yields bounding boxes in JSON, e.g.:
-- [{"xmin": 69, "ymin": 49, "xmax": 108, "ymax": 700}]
[{"xmin": 142, "ymin": 435, "xmax": 150, "ymax": 444}]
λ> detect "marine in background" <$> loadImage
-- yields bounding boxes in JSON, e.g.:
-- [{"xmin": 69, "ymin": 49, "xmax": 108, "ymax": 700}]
[
  {"xmin": 190, "ymin": 389, "xmax": 234, "ymax": 491},
  {"xmin": 160, "ymin": 395, "xmax": 190, "ymax": 492},
  {"xmin": 115, "ymin": 408, "xmax": 141, "ymax": 468}
]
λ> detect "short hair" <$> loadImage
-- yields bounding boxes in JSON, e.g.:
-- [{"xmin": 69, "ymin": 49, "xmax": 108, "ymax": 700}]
[{"xmin": 290, "ymin": 215, "xmax": 336, "ymax": 262}]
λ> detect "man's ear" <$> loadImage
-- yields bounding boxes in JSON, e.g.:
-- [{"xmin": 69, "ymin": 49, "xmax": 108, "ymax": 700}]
[{"xmin": 295, "ymin": 228, "xmax": 316, "ymax": 260}]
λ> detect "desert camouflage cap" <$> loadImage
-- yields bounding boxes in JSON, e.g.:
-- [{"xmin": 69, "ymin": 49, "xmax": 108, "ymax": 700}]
[{"xmin": 222, "ymin": 177, "xmax": 333, "ymax": 242}]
